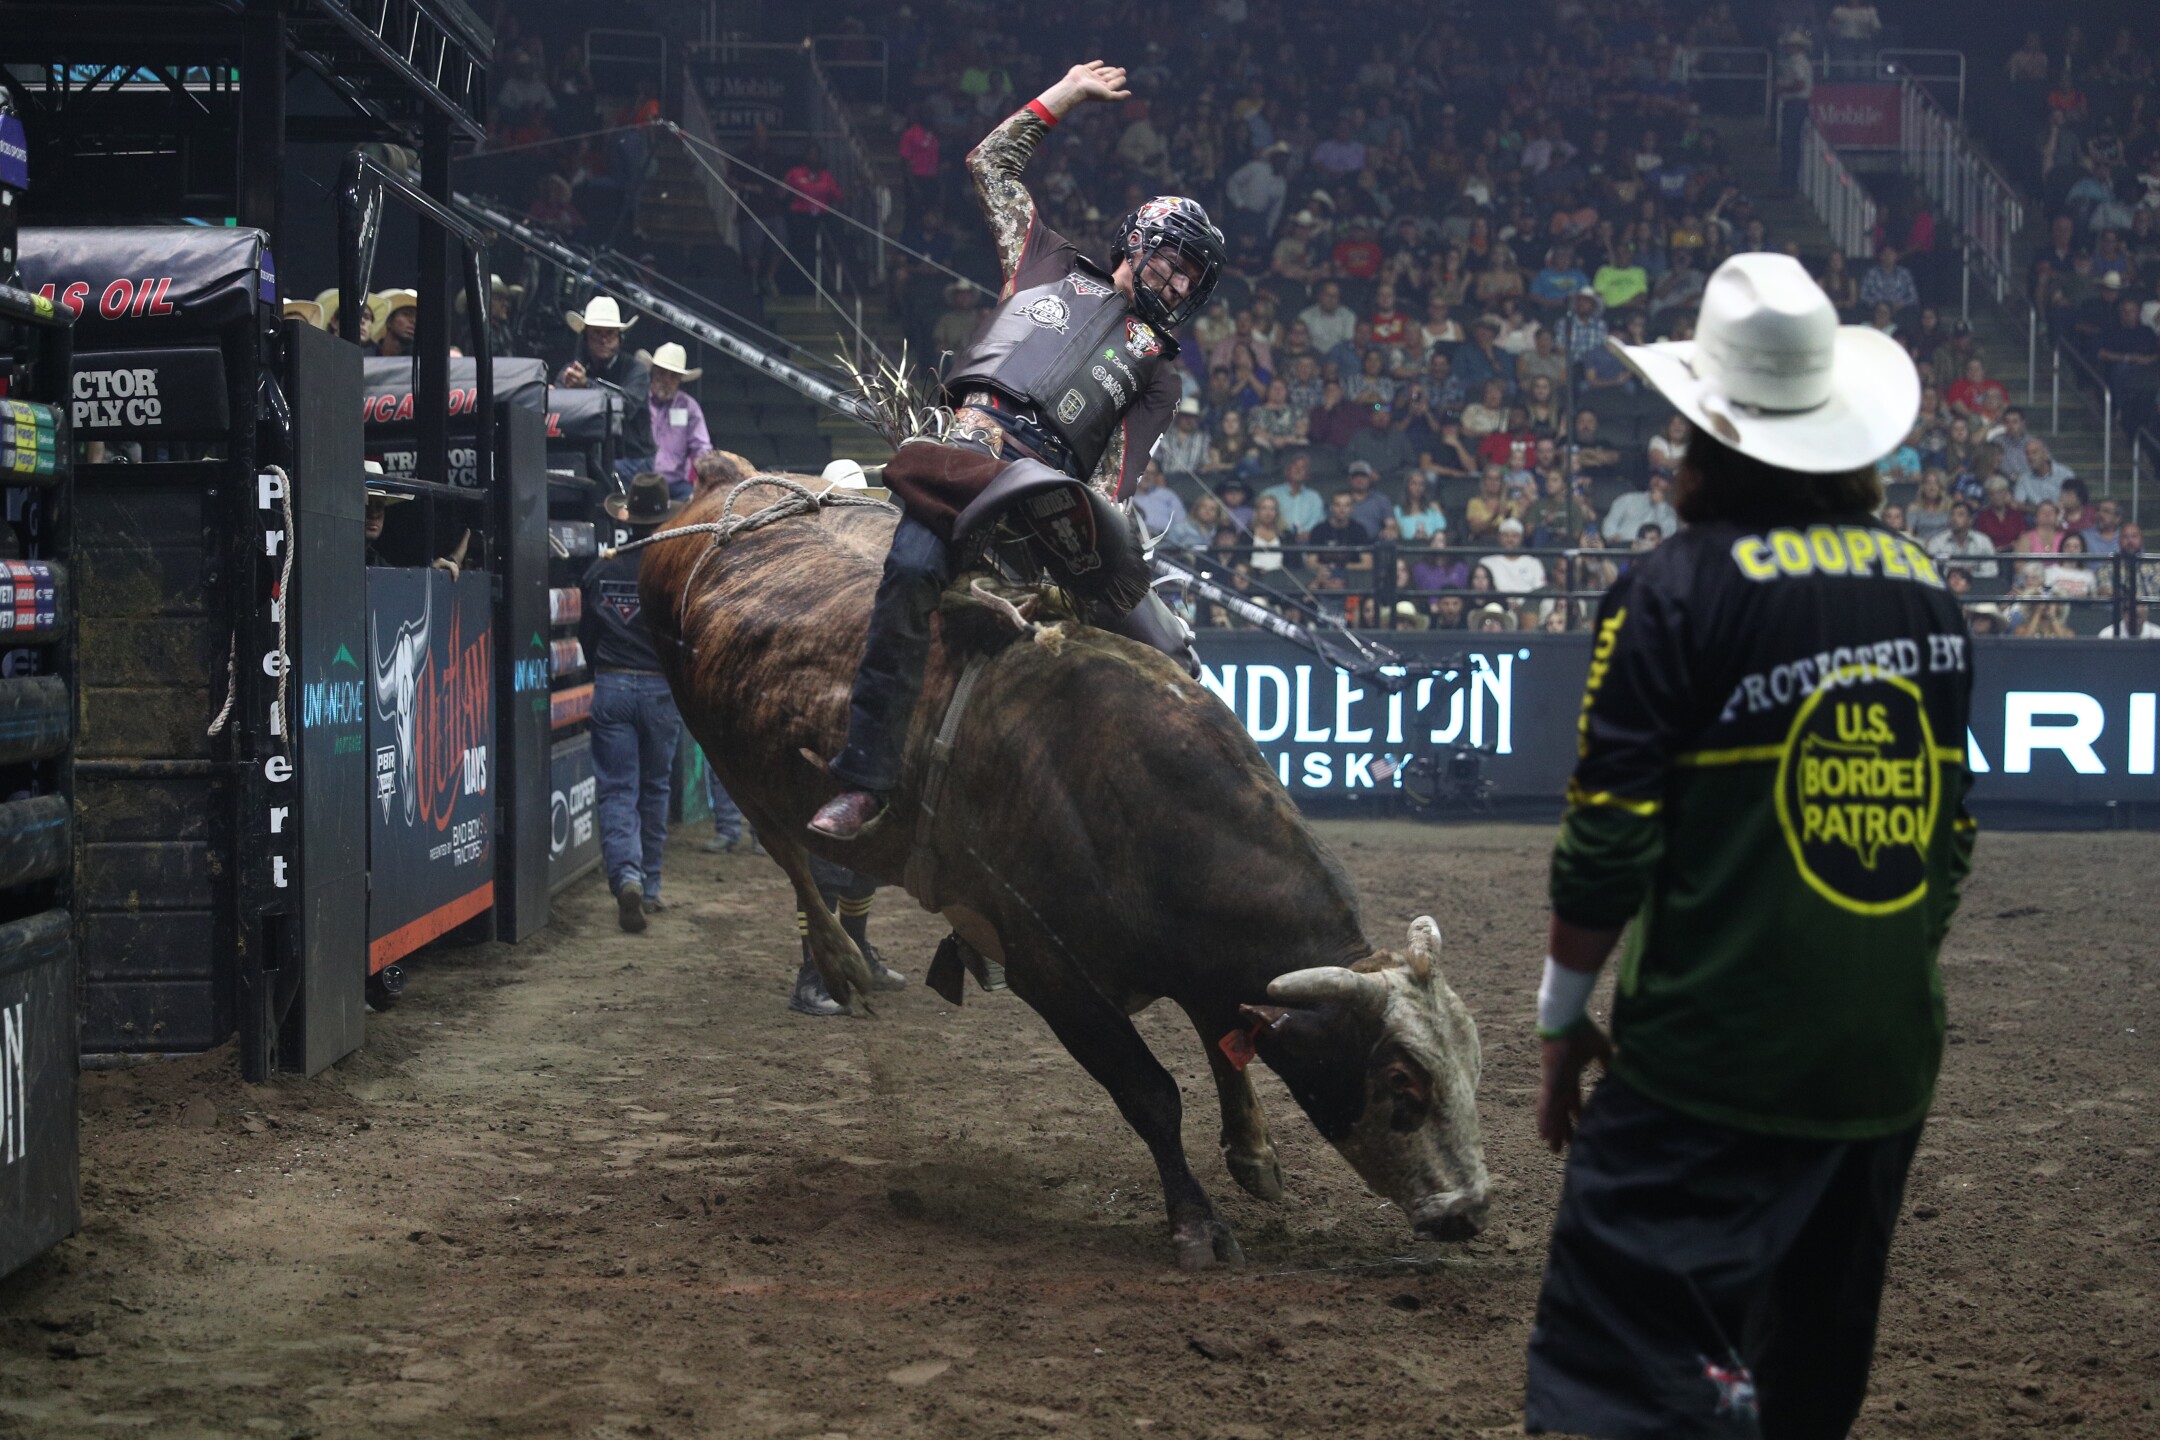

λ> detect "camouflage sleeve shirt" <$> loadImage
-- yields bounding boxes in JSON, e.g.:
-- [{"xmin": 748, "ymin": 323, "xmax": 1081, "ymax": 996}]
[{"xmin": 966, "ymin": 103, "xmax": 1177, "ymax": 500}]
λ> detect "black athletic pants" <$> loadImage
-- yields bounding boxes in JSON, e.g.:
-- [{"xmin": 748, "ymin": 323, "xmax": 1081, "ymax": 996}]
[{"xmin": 1525, "ymin": 1077, "xmax": 1923, "ymax": 1440}]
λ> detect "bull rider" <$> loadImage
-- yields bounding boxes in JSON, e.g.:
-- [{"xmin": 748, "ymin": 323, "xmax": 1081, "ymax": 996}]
[{"xmin": 810, "ymin": 59, "xmax": 1226, "ymax": 840}]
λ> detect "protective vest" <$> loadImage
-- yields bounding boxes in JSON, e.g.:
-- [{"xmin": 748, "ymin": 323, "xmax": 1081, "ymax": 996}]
[{"xmin": 944, "ymin": 261, "xmax": 1179, "ymax": 479}]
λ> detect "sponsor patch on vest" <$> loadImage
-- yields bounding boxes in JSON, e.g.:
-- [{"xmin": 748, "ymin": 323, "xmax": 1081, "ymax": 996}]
[
  {"xmin": 1090, "ymin": 363, "xmax": 1128, "ymax": 407},
  {"xmin": 1124, "ymin": 318, "xmax": 1162, "ymax": 359},
  {"xmin": 1056, "ymin": 388, "xmax": 1087, "ymax": 425},
  {"xmin": 1021, "ymin": 295, "xmax": 1071, "ymax": 333},
  {"xmin": 1066, "ymin": 272, "xmax": 1114, "ymax": 299}
]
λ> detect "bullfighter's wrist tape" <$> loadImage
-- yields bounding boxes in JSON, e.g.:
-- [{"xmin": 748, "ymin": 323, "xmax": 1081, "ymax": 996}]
[{"xmin": 1535, "ymin": 956, "xmax": 1596, "ymax": 1041}]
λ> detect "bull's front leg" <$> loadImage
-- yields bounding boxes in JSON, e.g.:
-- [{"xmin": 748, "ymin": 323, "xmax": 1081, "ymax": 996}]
[
  {"xmin": 1181, "ymin": 1003, "xmax": 1286, "ymax": 1204},
  {"xmin": 1003, "ymin": 956, "xmax": 1242, "ymax": 1270}
]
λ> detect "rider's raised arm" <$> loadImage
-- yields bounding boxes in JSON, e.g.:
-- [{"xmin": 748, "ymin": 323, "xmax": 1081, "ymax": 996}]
[{"xmin": 966, "ymin": 61, "xmax": 1130, "ymax": 286}]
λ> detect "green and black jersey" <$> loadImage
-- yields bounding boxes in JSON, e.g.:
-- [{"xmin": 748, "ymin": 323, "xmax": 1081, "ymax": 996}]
[{"xmin": 1551, "ymin": 514, "xmax": 1976, "ymax": 1139}]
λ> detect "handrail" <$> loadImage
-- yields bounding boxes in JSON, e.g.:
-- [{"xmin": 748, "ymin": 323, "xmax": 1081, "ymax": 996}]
[
  {"xmin": 452, "ymin": 191, "xmax": 875, "ymax": 425},
  {"xmin": 338, "ymin": 149, "xmax": 496, "ymax": 495},
  {"xmin": 1797, "ymin": 120, "xmax": 1877, "ymax": 258},
  {"xmin": 1877, "ymin": 49, "xmax": 1965, "ymax": 119},
  {"xmin": 1675, "ymin": 46, "xmax": 1772, "ymax": 120},
  {"xmin": 1897, "ymin": 76, "xmax": 2022, "ymax": 304}
]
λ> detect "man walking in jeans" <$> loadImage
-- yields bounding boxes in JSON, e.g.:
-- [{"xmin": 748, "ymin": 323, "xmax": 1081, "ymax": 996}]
[{"xmin": 580, "ymin": 473, "xmax": 684, "ymax": 933}]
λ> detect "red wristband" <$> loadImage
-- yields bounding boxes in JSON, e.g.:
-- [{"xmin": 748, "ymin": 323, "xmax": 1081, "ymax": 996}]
[{"xmin": 1025, "ymin": 98, "xmax": 1059, "ymax": 128}]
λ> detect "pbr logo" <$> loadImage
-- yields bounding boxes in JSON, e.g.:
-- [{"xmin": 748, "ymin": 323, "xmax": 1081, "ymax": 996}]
[
  {"xmin": 1774, "ymin": 668, "xmax": 1945, "ymax": 916},
  {"xmin": 1056, "ymin": 388, "xmax": 1087, "ymax": 425},
  {"xmin": 1066, "ymin": 272, "xmax": 1113, "ymax": 299},
  {"xmin": 1021, "ymin": 295, "xmax": 1071, "ymax": 333},
  {"xmin": 1124, "ymin": 319, "xmax": 1162, "ymax": 359}
]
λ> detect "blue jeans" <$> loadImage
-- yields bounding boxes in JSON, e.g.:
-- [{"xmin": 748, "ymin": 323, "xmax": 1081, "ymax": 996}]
[
  {"xmin": 591, "ymin": 672, "xmax": 681, "ymax": 898},
  {"xmin": 833, "ymin": 514, "xmax": 953, "ymax": 794},
  {"xmin": 704, "ymin": 746, "xmax": 745, "ymax": 842}
]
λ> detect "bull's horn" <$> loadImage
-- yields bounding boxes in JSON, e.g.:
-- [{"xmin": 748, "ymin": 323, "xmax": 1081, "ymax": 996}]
[
  {"xmin": 1267, "ymin": 966, "xmax": 1383, "ymax": 1010},
  {"xmin": 1405, "ymin": 917, "xmax": 1442, "ymax": 981}
]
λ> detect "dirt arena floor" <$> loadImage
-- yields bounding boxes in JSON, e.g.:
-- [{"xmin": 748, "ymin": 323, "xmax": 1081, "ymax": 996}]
[{"xmin": 0, "ymin": 822, "xmax": 2153, "ymax": 1439}]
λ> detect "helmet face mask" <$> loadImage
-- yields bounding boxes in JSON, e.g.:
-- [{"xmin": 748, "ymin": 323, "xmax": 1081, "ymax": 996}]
[{"xmin": 1113, "ymin": 196, "xmax": 1225, "ymax": 330}]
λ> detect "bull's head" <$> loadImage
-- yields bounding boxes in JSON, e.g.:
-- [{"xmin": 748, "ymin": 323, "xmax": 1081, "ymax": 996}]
[{"xmin": 1246, "ymin": 917, "xmax": 1489, "ymax": 1241}]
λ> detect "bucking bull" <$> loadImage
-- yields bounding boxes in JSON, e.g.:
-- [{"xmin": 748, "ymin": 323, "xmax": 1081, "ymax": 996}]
[{"xmin": 639, "ymin": 471, "xmax": 1489, "ymax": 1268}]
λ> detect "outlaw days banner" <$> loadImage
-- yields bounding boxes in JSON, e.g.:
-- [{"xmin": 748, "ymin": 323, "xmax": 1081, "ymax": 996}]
[
  {"xmin": 1189, "ymin": 633, "xmax": 2158, "ymax": 812},
  {"xmin": 367, "ymin": 568, "xmax": 496, "ymax": 970}
]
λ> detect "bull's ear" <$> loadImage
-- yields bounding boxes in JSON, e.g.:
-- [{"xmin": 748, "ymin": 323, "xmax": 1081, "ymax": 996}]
[{"xmin": 1405, "ymin": 917, "xmax": 1442, "ymax": 982}]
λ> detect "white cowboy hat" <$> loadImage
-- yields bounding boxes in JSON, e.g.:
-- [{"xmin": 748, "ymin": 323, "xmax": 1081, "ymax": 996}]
[
  {"xmin": 367, "ymin": 288, "xmax": 419, "ymax": 341},
  {"xmin": 1608, "ymin": 253, "xmax": 1919, "ymax": 475},
  {"xmin": 636, "ymin": 342, "xmax": 703, "ymax": 380},
  {"xmin": 566, "ymin": 296, "xmax": 636, "ymax": 333},
  {"xmin": 822, "ymin": 458, "xmax": 868, "ymax": 489}
]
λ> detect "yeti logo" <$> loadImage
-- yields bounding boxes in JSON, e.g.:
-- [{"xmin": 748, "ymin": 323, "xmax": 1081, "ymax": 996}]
[
  {"xmin": 1021, "ymin": 295, "xmax": 1071, "ymax": 332},
  {"xmin": 1056, "ymin": 388, "xmax": 1087, "ymax": 425},
  {"xmin": 371, "ymin": 579, "xmax": 432, "ymax": 827},
  {"xmin": 1066, "ymin": 272, "xmax": 1113, "ymax": 299},
  {"xmin": 1124, "ymin": 318, "xmax": 1162, "ymax": 359}
]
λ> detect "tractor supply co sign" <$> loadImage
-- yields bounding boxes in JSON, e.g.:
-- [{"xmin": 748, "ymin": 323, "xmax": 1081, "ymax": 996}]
[
  {"xmin": 366, "ymin": 567, "xmax": 496, "ymax": 970},
  {"xmin": 1190, "ymin": 634, "xmax": 2158, "ymax": 809},
  {"xmin": 1810, "ymin": 84, "xmax": 1902, "ymax": 148}
]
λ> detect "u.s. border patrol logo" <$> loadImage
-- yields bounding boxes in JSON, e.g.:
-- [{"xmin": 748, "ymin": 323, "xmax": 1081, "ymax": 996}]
[
  {"xmin": 1124, "ymin": 318, "xmax": 1162, "ymax": 359},
  {"xmin": 1067, "ymin": 272, "xmax": 1113, "ymax": 299},
  {"xmin": 1773, "ymin": 668, "xmax": 1944, "ymax": 914},
  {"xmin": 1022, "ymin": 295, "xmax": 1071, "ymax": 332},
  {"xmin": 1056, "ymin": 388, "xmax": 1086, "ymax": 425}
]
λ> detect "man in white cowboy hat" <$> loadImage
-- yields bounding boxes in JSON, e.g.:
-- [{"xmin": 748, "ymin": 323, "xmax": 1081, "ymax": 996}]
[
  {"xmin": 368, "ymin": 288, "xmax": 420, "ymax": 358},
  {"xmin": 559, "ymin": 296, "xmax": 654, "ymax": 474},
  {"xmin": 1525, "ymin": 253, "xmax": 1977, "ymax": 1439},
  {"xmin": 635, "ymin": 341, "xmax": 712, "ymax": 503},
  {"xmin": 580, "ymin": 472, "xmax": 688, "ymax": 934}
]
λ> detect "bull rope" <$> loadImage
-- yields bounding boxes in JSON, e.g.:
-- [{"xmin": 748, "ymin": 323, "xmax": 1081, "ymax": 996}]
[{"xmin": 597, "ymin": 473, "xmax": 899, "ymax": 640}]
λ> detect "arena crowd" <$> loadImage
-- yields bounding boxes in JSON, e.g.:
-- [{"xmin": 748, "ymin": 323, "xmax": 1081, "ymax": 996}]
[{"xmin": 453, "ymin": 0, "xmax": 2159, "ymax": 638}]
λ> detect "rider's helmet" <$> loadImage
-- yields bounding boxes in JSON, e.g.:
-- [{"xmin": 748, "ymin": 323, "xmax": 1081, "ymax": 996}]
[{"xmin": 1109, "ymin": 196, "xmax": 1227, "ymax": 331}]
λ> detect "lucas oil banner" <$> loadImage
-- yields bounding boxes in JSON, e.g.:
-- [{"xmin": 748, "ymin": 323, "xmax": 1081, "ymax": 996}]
[{"xmin": 366, "ymin": 567, "xmax": 496, "ymax": 971}]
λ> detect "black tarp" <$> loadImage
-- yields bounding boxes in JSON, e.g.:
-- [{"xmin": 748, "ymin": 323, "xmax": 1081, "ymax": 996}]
[
  {"xmin": 361, "ymin": 356, "xmax": 547, "ymax": 435},
  {"xmin": 17, "ymin": 226, "xmax": 273, "ymax": 341}
]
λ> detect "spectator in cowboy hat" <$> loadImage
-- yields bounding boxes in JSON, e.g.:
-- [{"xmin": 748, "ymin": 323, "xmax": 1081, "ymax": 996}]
[
  {"xmin": 559, "ymin": 296, "xmax": 653, "ymax": 473},
  {"xmin": 282, "ymin": 299, "xmax": 326, "ymax": 329},
  {"xmin": 367, "ymin": 288, "xmax": 420, "ymax": 358},
  {"xmin": 635, "ymin": 342, "xmax": 712, "ymax": 503},
  {"xmin": 456, "ymin": 272, "xmax": 527, "ymax": 357}
]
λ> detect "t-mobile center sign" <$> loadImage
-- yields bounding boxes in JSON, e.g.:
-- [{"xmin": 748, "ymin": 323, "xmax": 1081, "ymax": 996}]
[{"xmin": 1810, "ymin": 84, "xmax": 1902, "ymax": 148}]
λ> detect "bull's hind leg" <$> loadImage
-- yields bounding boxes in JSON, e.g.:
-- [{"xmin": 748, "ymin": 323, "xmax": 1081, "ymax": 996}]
[
  {"xmin": 1002, "ymin": 953, "xmax": 1243, "ymax": 1270},
  {"xmin": 1180, "ymin": 1004, "xmax": 1286, "ymax": 1204},
  {"xmin": 747, "ymin": 817, "xmax": 877, "ymax": 1014}
]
